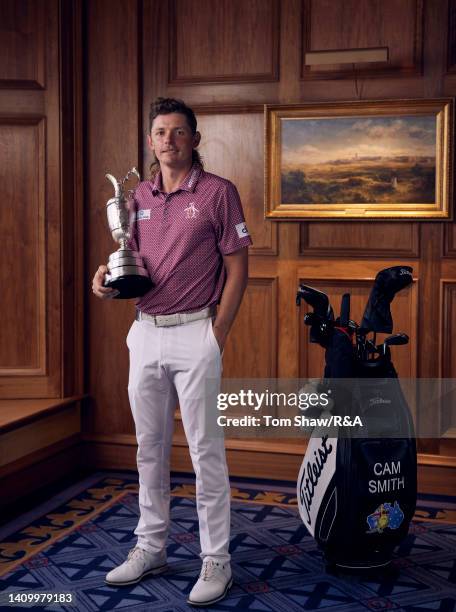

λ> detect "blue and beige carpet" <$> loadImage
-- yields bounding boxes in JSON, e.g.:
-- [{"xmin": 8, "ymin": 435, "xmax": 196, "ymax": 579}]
[{"xmin": 0, "ymin": 472, "xmax": 455, "ymax": 611}]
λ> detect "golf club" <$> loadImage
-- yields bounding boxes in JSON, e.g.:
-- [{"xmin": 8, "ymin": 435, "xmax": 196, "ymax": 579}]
[{"xmin": 379, "ymin": 332, "xmax": 409, "ymax": 356}]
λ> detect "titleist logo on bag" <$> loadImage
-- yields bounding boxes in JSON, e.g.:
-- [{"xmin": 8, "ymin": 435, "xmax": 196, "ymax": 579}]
[{"xmin": 298, "ymin": 436, "xmax": 337, "ymax": 531}]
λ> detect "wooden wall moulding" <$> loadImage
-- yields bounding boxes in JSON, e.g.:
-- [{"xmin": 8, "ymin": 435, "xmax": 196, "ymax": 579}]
[
  {"xmin": 297, "ymin": 271, "xmax": 418, "ymax": 380},
  {"xmin": 443, "ymin": 223, "xmax": 456, "ymax": 257},
  {"xmin": 85, "ymin": 0, "xmax": 141, "ymax": 435},
  {"xmin": 440, "ymin": 280, "xmax": 456, "ymax": 379},
  {"xmin": 0, "ymin": 0, "xmax": 46, "ymax": 89},
  {"xmin": 168, "ymin": 0, "xmax": 280, "ymax": 84},
  {"xmin": 301, "ymin": 0, "xmax": 424, "ymax": 80},
  {"xmin": 60, "ymin": 0, "xmax": 85, "ymax": 398},
  {"xmin": 300, "ymin": 222, "xmax": 420, "ymax": 258},
  {"xmin": 195, "ymin": 107, "xmax": 278, "ymax": 256},
  {"xmin": 0, "ymin": 118, "xmax": 46, "ymax": 378},
  {"xmin": 223, "ymin": 277, "xmax": 278, "ymax": 379},
  {"xmin": 439, "ymin": 281, "xmax": 456, "ymax": 439},
  {"xmin": 448, "ymin": 0, "xmax": 456, "ymax": 73}
]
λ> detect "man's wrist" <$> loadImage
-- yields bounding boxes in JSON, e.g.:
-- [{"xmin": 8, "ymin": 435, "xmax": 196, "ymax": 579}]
[
  {"xmin": 212, "ymin": 322, "xmax": 229, "ymax": 351},
  {"xmin": 213, "ymin": 322, "xmax": 229, "ymax": 336}
]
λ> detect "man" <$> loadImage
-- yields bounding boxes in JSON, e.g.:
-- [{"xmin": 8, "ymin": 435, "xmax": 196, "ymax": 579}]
[{"xmin": 92, "ymin": 97, "xmax": 252, "ymax": 606}]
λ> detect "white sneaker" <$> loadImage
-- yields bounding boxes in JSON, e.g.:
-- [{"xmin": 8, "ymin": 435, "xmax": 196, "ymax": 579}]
[
  {"xmin": 187, "ymin": 559, "xmax": 232, "ymax": 606},
  {"xmin": 105, "ymin": 547, "xmax": 167, "ymax": 586}
]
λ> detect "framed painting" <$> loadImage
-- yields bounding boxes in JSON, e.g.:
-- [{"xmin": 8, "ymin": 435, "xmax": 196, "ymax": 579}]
[{"xmin": 265, "ymin": 98, "xmax": 453, "ymax": 219}]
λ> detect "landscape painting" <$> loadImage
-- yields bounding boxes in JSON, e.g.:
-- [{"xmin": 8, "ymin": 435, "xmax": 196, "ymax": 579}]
[
  {"xmin": 281, "ymin": 116, "xmax": 436, "ymax": 205},
  {"xmin": 265, "ymin": 100, "xmax": 453, "ymax": 219}
]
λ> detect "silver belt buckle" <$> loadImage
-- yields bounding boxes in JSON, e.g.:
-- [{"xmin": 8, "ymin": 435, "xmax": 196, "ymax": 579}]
[{"xmin": 155, "ymin": 314, "xmax": 178, "ymax": 327}]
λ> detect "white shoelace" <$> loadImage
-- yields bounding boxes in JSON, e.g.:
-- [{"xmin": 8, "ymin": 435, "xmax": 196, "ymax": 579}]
[
  {"xmin": 127, "ymin": 547, "xmax": 149, "ymax": 562},
  {"xmin": 200, "ymin": 560, "xmax": 222, "ymax": 581}
]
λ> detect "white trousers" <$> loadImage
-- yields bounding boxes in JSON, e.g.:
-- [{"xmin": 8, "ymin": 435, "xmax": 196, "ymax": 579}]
[{"xmin": 127, "ymin": 316, "xmax": 230, "ymax": 562}]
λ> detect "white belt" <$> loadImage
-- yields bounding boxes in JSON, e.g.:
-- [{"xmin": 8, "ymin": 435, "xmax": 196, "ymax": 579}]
[{"xmin": 135, "ymin": 306, "xmax": 216, "ymax": 327}]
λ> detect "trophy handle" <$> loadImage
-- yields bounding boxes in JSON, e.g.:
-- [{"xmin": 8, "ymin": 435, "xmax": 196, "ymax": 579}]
[
  {"xmin": 105, "ymin": 173, "xmax": 122, "ymax": 198},
  {"xmin": 105, "ymin": 167, "xmax": 140, "ymax": 199},
  {"xmin": 124, "ymin": 167, "xmax": 140, "ymax": 183}
]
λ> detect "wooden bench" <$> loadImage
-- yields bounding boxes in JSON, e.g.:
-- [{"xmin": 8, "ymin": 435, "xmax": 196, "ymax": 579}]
[{"xmin": 0, "ymin": 397, "xmax": 85, "ymax": 508}]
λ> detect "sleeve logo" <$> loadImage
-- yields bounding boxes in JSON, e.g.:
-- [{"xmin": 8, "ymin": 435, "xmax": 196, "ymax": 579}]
[{"xmin": 235, "ymin": 222, "xmax": 250, "ymax": 238}]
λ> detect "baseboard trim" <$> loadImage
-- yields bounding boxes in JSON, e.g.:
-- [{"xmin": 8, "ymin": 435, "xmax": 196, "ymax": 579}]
[{"xmin": 82, "ymin": 434, "xmax": 456, "ymax": 495}]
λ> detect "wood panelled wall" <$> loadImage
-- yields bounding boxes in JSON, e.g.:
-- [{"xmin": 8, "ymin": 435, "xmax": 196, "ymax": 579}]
[
  {"xmin": 85, "ymin": 0, "xmax": 456, "ymax": 479},
  {"xmin": 0, "ymin": 0, "xmax": 83, "ymax": 399},
  {"xmin": 1, "ymin": 0, "xmax": 60, "ymax": 397},
  {"xmin": 0, "ymin": 0, "xmax": 84, "ymax": 505}
]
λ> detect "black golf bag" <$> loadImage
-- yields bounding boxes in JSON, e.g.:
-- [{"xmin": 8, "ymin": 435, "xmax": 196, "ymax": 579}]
[{"xmin": 296, "ymin": 266, "xmax": 417, "ymax": 569}]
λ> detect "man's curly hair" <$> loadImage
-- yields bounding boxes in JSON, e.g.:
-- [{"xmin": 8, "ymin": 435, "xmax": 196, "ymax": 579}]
[{"xmin": 148, "ymin": 97, "xmax": 203, "ymax": 179}]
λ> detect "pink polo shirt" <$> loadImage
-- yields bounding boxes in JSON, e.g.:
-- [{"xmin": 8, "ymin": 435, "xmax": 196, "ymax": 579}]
[{"xmin": 129, "ymin": 164, "xmax": 252, "ymax": 315}]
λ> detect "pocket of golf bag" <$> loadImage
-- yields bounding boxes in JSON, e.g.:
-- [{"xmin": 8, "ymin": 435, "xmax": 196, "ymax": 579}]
[
  {"xmin": 349, "ymin": 437, "xmax": 417, "ymax": 551},
  {"xmin": 331, "ymin": 437, "xmax": 416, "ymax": 565},
  {"xmin": 347, "ymin": 372, "xmax": 418, "ymax": 558},
  {"xmin": 297, "ymin": 436, "xmax": 417, "ymax": 565}
]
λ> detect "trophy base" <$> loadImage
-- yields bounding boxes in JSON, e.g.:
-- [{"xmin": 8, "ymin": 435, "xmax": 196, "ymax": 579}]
[{"xmin": 105, "ymin": 274, "xmax": 153, "ymax": 299}]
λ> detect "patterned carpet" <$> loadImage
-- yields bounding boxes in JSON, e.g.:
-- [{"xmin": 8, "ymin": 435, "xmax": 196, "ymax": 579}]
[{"xmin": 0, "ymin": 472, "xmax": 455, "ymax": 611}]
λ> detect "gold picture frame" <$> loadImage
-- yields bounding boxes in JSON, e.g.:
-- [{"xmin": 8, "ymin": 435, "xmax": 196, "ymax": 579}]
[{"xmin": 265, "ymin": 98, "xmax": 453, "ymax": 220}]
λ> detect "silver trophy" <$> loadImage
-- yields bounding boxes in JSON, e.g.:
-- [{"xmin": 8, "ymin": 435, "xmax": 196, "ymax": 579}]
[{"xmin": 104, "ymin": 167, "xmax": 153, "ymax": 299}]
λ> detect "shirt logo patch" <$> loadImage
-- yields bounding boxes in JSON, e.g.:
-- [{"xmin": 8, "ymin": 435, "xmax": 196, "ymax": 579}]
[
  {"xmin": 235, "ymin": 222, "xmax": 250, "ymax": 238},
  {"xmin": 136, "ymin": 209, "xmax": 151, "ymax": 221},
  {"xmin": 184, "ymin": 202, "xmax": 199, "ymax": 219}
]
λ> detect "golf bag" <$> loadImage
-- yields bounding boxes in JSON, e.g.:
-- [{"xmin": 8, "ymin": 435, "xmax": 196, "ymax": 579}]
[{"xmin": 296, "ymin": 266, "xmax": 417, "ymax": 569}]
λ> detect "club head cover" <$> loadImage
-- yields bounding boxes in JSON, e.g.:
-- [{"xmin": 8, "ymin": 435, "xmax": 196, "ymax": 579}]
[
  {"xmin": 297, "ymin": 284, "xmax": 333, "ymax": 320},
  {"xmin": 360, "ymin": 266, "xmax": 413, "ymax": 333}
]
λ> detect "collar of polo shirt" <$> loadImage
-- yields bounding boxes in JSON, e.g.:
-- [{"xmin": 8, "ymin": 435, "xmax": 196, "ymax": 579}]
[{"xmin": 152, "ymin": 163, "xmax": 202, "ymax": 195}]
